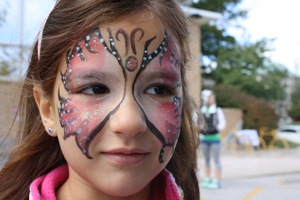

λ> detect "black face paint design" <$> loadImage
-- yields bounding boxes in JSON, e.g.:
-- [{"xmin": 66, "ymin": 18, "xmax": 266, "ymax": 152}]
[{"xmin": 58, "ymin": 27, "xmax": 182, "ymax": 163}]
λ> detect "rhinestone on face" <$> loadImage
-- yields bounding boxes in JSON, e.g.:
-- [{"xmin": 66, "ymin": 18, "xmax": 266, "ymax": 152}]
[{"xmin": 124, "ymin": 56, "xmax": 138, "ymax": 72}]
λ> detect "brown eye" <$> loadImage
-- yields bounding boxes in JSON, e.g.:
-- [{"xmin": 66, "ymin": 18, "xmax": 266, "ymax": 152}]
[
  {"xmin": 146, "ymin": 85, "xmax": 173, "ymax": 96},
  {"xmin": 82, "ymin": 85, "xmax": 109, "ymax": 95},
  {"xmin": 153, "ymin": 86, "xmax": 167, "ymax": 95}
]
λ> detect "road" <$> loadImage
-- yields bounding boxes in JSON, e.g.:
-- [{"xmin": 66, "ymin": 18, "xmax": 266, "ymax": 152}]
[
  {"xmin": 198, "ymin": 147, "xmax": 300, "ymax": 200},
  {"xmin": 200, "ymin": 173, "xmax": 300, "ymax": 200}
]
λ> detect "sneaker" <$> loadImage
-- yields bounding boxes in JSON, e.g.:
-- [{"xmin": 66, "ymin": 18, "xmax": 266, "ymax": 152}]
[
  {"xmin": 207, "ymin": 179, "xmax": 221, "ymax": 189},
  {"xmin": 201, "ymin": 178, "xmax": 211, "ymax": 188}
]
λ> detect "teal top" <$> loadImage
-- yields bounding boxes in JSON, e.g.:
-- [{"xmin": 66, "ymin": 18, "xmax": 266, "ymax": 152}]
[{"xmin": 203, "ymin": 134, "xmax": 221, "ymax": 141}]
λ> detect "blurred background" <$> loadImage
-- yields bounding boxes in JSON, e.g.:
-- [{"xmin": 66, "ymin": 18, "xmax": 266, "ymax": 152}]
[{"xmin": 0, "ymin": 0, "xmax": 300, "ymax": 199}]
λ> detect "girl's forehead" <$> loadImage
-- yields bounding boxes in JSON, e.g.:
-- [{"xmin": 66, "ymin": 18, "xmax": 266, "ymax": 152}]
[
  {"xmin": 101, "ymin": 17, "xmax": 166, "ymax": 52},
  {"xmin": 59, "ymin": 16, "xmax": 179, "ymax": 74},
  {"xmin": 107, "ymin": 16, "xmax": 163, "ymax": 32}
]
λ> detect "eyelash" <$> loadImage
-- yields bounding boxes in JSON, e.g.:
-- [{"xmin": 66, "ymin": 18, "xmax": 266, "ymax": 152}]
[
  {"xmin": 78, "ymin": 84, "xmax": 110, "ymax": 95},
  {"xmin": 74, "ymin": 84, "xmax": 175, "ymax": 97},
  {"xmin": 145, "ymin": 84, "xmax": 175, "ymax": 96}
]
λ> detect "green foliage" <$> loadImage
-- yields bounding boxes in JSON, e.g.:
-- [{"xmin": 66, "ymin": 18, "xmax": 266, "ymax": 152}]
[
  {"xmin": 211, "ymin": 40, "xmax": 288, "ymax": 102},
  {"xmin": 290, "ymin": 121, "xmax": 300, "ymax": 125},
  {"xmin": 192, "ymin": 0, "xmax": 247, "ymax": 19},
  {"xmin": 0, "ymin": 50, "xmax": 16, "ymax": 76},
  {"xmin": 200, "ymin": 25, "xmax": 235, "ymax": 61},
  {"xmin": 179, "ymin": 0, "xmax": 193, "ymax": 6},
  {"xmin": 192, "ymin": 0, "xmax": 248, "ymax": 68},
  {"xmin": 191, "ymin": 0, "xmax": 288, "ymax": 104},
  {"xmin": 204, "ymin": 85, "xmax": 278, "ymax": 130},
  {"xmin": 0, "ymin": 8, "xmax": 7, "ymax": 27},
  {"xmin": 288, "ymin": 83, "xmax": 300, "ymax": 121},
  {"xmin": 0, "ymin": 2, "xmax": 15, "ymax": 76}
]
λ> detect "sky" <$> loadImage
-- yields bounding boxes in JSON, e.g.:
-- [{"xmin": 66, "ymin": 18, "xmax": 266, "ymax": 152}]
[
  {"xmin": 0, "ymin": 0, "xmax": 55, "ymax": 46},
  {"xmin": 1, "ymin": 0, "xmax": 300, "ymax": 76},
  {"xmin": 228, "ymin": 0, "xmax": 300, "ymax": 75}
]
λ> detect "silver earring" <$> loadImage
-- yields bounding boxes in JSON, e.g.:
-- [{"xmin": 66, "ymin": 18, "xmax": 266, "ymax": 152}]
[{"xmin": 48, "ymin": 128, "xmax": 53, "ymax": 134}]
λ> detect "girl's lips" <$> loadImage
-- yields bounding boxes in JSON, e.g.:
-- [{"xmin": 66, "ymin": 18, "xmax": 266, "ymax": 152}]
[{"xmin": 102, "ymin": 148, "xmax": 150, "ymax": 165}]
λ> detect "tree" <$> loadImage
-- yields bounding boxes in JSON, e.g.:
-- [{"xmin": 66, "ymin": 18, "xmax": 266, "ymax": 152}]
[
  {"xmin": 191, "ymin": 0, "xmax": 248, "ymax": 70},
  {"xmin": 288, "ymin": 83, "xmax": 300, "ymax": 121},
  {"xmin": 210, "ymin": 39, "xmax": 288, "ymax": 102},
  {"xmin": 0, "ymin": 2, "xmax": 16, "ymax": 76},
  {"xmin": 0, "ymin": 50, "xmax": 15, "ymax": 76},
  {"xmin": 204, "ymin": 85, "xmax": 278, "ymax": 130},
  {"xmin": 0, "ymin": 6, "xmax": 7, "ymax": 26},
  {"xmin": 189, "ymin": 0, "xmax": 289, "ymax": 122}
]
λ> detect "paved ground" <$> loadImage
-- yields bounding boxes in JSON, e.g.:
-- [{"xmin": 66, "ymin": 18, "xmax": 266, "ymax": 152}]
[
  {"xmin": 200, "ymin": 173, "xmax": 300, "ymax": 200},
  {"xmin": 198, "ymin": 148, "xmax": 300, "ymax": 180},
  {"xmin": 198, "ymin": 148, "xmax": 300, "ymax": 200}
]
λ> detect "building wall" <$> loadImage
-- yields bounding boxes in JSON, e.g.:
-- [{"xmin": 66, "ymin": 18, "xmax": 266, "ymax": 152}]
[
  {"xmin": 186, "ymin": 21, "xmax": 201, "ymax": 106},
  {"xmin": 221, "ymin": 108, "xmax": 243, "ymax": 137},
  {"xmin": 0, "ymin": 81, "xmax": 21, "ymax": 137}
]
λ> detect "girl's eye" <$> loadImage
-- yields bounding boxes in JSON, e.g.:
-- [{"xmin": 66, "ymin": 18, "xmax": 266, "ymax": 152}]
[
  {"xmin": 81, "ymin": 85, "xmax": 109, "ymax": 95},
  {"xmin": 146, "ymin": 85, "xmax": 171, "ymax": 96}
]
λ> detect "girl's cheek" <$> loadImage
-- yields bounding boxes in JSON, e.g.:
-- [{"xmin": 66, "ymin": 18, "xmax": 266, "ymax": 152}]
[
  {"xmin": 58, "ymin": 95, "xmax": 106, "ymax": 156},
  {"xmin": 150, "ymin": 96, "xmax": 182, "ymax": 145},
  {"xmin": 141, "ymin": 40, "xmax": 182, "ymax": 144}
]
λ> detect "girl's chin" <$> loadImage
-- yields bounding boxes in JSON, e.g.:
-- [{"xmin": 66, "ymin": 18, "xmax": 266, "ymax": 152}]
[{"xmin": 95, "ymin": 179, "xmax": 151, "ymax": 198}]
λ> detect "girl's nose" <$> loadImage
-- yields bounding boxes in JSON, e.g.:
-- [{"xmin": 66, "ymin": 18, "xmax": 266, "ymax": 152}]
[{"xmin": 109, "ymin": 96, "xmax": 147, "ymax": 138}]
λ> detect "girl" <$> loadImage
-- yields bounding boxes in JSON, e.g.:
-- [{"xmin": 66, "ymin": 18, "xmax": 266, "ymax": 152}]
[
  {"xmin": 0, "ymin": 0, "xmax": 201, "ymax": 199},
  {"xmin": 200, "ymin": 90, "xmax": 226, "ymax": 189}
]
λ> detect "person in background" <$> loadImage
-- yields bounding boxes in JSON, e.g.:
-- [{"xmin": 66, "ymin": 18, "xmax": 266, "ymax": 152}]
[{"xmin": 200, "ymin": 89, "xmax": 226, "ymax": 189}]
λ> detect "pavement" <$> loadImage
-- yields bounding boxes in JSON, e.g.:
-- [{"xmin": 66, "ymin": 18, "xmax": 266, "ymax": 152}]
[
  {"xmin": 199, "ymin": 173, "xmax": 300, "ymax": 200},
  {"xmin": 198, "ymin": 147, "xmax": 300, "ymax": 200},
  {"xmin": 198, "ymin": 147, "xmax": 300, "ymax": 180}
]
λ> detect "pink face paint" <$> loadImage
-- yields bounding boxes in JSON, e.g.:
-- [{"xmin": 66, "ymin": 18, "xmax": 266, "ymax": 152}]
[
  {"xmin": 62, "ymin": 31, "xmax": 107, "ymax": 93},
  {"xmin": 150, "ymin": 42, "xmax": 181, "ymax": 153},
  {"xmin": 59, "ymin": 28, "xmax": 126, "ymax": 158},
  {"xmin": 58, "ymin": 27, "xmax": 182, "ymax": 163},
  {"xmin": 133, "ymin": 38, "xmax": 182, "ymax": 163},
  {"xmin": 58, "ymin": 95, "xmax": 107, "ymax": 157}
]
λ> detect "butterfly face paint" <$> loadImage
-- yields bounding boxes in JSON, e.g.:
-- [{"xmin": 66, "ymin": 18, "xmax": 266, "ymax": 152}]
[
  {"xmin": 58, "ymin": 26, "xmax": 182, "ymax": 163},
  {"xmin": 133, "ymin": 40, "xmax": 182, "ymax": 163}
]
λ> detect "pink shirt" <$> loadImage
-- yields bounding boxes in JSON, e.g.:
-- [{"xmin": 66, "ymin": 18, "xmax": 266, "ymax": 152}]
[{"xmin": 29, "ymin": 164, "xmax": 182, "ymax": 200}]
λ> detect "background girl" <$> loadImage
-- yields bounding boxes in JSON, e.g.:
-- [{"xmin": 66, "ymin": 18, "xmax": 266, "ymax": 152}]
[
  {"xmin": 200, "ymin": 89, "xmax": 226, "ymax": 189},
  {"xmin": 0, "ymin": 0, "xmax": 201, "ymax": 199}
]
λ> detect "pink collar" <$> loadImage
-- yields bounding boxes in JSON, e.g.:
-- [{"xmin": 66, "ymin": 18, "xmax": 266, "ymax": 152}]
[
  {"xmin": 29, "ymin": 164, "xmax": 68, "ymax": 200},
  {"xmin": 29, "ymin": 164, "xmax": 181, "ymax": 200}
]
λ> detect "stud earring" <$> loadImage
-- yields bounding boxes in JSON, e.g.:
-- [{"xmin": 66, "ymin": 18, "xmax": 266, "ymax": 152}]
[{"xmin": 48, "ymin": 128, "xmax": 53, "ymax": 134}]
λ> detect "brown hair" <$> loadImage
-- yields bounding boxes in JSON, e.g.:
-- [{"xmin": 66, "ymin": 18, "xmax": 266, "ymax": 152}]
[{"xmin": 0, "ymin": 0, "xmax": 200, "ymax": 199}]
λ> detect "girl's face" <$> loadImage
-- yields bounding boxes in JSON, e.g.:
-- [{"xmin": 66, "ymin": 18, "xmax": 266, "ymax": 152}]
[
  {"xmin": 50, "ymin": 16, "xmax": 182, "ymax": 198},
  {"xmin": 207, "ymin": 94, "xmax": 215, "ymax": 106}
]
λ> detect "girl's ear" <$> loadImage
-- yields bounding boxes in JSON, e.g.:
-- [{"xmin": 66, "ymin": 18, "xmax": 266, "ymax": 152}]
[{"xmin": 33, "ymin": 85, "xmax": 57, "ymax": 137}]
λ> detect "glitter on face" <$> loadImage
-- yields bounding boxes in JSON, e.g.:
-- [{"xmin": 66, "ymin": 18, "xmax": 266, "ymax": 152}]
[
  {"xmin": 58, "ymin": 27, "xmax": 182, "ymax": 163},
  {"xmin": 133, "ymin": 38, "xmax": 182, "ymax": 163}
]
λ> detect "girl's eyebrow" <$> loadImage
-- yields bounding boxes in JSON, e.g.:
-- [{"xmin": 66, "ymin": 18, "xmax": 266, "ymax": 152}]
[
  {"xmin": 67, "ymin": 71, "xmax": 122, "ymax": 83},
  {"xmin": 142, "ymin": 70, "xmax": 180, "ymax": 82}
]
